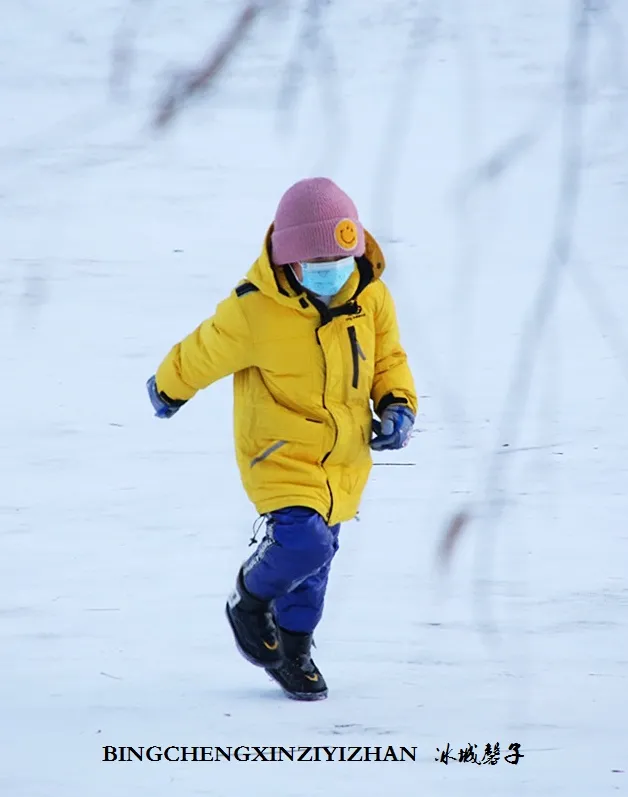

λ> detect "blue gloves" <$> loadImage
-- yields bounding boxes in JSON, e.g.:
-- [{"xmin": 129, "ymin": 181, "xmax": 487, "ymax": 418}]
[
  {"xmin": 370, "ymin": 404, "xmax": 415, "ymax": 451},
  {"xmin": 146, "ymin": 375, "xmax": 186, "ymax": 419}
]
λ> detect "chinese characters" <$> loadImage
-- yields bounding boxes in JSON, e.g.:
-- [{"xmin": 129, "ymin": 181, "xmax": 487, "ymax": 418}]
[{"xmin": 435, "ymin": 743, "xmax": 524, "ymax": 766}]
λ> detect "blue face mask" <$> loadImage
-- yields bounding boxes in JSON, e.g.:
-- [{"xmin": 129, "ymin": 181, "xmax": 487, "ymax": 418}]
[{"xmin": 298, "ymin": 257, "xmax": 355, "ymax": 297}]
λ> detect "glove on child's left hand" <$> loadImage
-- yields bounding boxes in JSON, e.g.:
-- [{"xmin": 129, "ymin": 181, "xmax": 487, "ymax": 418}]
[
  {"xmin": 370, "ymin": 404, "xmax": 415, "ymax": 451},
  {"xmin": 146, "ymin": 375, "xmax": 186, "ymax": 419}
]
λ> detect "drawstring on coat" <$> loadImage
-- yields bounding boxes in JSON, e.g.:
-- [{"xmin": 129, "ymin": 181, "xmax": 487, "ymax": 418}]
[{"xmin": 248, "ymin": 514, "xmax": 268, "ymax": 547}]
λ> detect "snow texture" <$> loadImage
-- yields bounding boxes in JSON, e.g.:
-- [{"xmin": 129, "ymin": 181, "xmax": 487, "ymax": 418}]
[{"xmin": 1, "ymin": 0, "xmax": 628, "ymax": 795}]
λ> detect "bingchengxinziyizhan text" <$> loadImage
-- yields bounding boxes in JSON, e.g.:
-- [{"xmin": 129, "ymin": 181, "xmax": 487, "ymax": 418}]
[{"xmin": 102, "ymin": 745, "xmax": 418, "ymax": 763}]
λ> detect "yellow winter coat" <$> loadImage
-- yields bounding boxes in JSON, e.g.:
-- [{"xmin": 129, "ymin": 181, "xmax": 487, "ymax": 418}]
[{"xmin": 155, "ymin": 227, "xmax": 417, "ymax": 525}]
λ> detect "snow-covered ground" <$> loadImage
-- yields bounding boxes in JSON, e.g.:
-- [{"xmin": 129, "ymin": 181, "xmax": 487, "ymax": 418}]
[{"xmin": 1, "ymin": 1, "xmax": 627, "ymax": 794}]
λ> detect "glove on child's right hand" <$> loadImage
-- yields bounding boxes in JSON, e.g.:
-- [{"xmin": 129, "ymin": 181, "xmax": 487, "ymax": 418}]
[{"xmin": 146, "ymin": 375, "xmax": 186, "ymax": 419}]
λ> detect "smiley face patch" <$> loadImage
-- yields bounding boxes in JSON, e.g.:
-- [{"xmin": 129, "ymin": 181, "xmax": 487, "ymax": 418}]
[{"xmin": 334, "ymin": 219, "xmax": 358, "ymax": 250}]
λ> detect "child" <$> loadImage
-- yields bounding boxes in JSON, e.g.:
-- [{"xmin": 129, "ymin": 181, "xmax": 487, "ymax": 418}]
[{"xmin": 147, "ymin": 178, "xmax": 417, "ymax": 700}]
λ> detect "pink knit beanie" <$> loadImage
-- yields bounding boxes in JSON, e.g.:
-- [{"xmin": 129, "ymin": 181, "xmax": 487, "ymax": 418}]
[{"xmin": 270, "ymin": 177, "xmax": 365, "ymax": 266}]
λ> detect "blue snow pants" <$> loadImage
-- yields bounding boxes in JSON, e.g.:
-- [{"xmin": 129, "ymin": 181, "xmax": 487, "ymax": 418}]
[{"xmin": 242, "ymin": 507, "xmax": 340, "ymax": 634}]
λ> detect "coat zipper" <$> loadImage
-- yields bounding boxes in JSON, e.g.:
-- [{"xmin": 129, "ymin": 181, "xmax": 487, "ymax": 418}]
[
  {"xmin": 348, "ymin": 326, "xmax": 366, "ymax": 389},
  {"xmin": 316, "ymin": 327, "xmax": 337, "ymax": 522}
]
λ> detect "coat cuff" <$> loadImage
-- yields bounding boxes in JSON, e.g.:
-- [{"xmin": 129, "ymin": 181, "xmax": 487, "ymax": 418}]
[
  {"xmin": 375, "ymin": 392, "xmax": 410, "ymax": 417},
  {"xmin": 158, "ymin": 389, "xmax": 187, "ymax": 409}
]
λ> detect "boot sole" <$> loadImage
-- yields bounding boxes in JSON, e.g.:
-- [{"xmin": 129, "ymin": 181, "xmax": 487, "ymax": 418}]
[
  {"xmin": 225, "ymin": 605, "xmax": 283, "ymax": 670},
  {"xmin": 281, "ymin": 688, "xmax": 328, "ymax": 702},
  {"xmin": 265, "ymin": 669, "xmax": 328, "ymax": 701}
]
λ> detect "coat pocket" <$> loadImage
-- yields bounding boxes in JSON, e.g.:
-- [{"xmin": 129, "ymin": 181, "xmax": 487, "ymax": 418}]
[
  {"xmin": 348, "ymin": 326, "xmax": 367, "ymax": 389},
  {"xmin": 250, "ymin": 440, "xmax": 288, "ymax": 468}
]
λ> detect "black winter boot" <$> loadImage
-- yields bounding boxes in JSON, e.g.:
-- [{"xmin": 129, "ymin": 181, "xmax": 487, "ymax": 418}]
[
  {"xmin": 266, "ymin": 628, "xmax": 328, "ymax": 701},
  {"xmin": 225, "ymin": 569, "xmax": 283, "ymax": 669}
]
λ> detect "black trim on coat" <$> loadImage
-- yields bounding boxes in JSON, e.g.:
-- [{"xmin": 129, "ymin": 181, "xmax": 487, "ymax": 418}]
[
  {"xmin": 351, "ymin": 255, "xmax": 375, "ymax": 300},
  {"xmin": 159, "ymin": 391, "xmax": 188, "ymax": 409},
  {"xmin": 376, "ymin": 392, "xmax": 409, "ymax": 417},
  {"xmin": 347, "ymin": 325, "xmax": 366, "ymax": 389},
  {"xmin": 235, "ymin": 281, "xmax": 260, "ymax": 297},
  {"xmin": 282, "ymin": 264, "xmax": 305, "ymax": 296}
]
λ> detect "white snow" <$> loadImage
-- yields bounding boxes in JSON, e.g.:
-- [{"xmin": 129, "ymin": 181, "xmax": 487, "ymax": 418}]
[{"xmin": 1, "ymin": 0, "xmax": 627, "ymax": 795}]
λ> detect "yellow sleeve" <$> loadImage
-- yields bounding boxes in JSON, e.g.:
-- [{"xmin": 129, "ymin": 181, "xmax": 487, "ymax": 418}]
[
  {"xmin": 155, "ymin": 292, "xmax": 254, "ymax": 402},
  {"xmin": 371, "ymin": 283, "xmax": 418, "ymax": 416}
]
